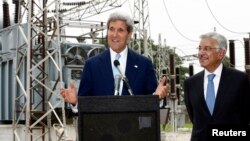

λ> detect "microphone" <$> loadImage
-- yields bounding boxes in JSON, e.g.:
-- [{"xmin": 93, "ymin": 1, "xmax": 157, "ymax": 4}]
[
  {"xmin": 114, "ymin": 74, "xmax": 122, "ymax": 96},
  {"xmin": 113, "ymin": 60, "xmax": 134, "ymax": 96}
]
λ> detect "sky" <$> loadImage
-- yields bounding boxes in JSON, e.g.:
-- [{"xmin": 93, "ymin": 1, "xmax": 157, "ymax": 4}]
[
  {"xmin": 69, "ymin": 0, "xmax": 250, "ymax": 72},
  {"xmin": 129, "ymin": 0, "xmax": 250, "ymax": 72},
  {"xmin": 1, "ymin": 0, "xmax": 250, "ymax": 72}
]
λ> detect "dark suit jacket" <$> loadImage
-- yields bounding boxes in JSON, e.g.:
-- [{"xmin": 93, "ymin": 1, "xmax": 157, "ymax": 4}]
[
  {"xmin": 184, "ymin": 66, "xmax": 250, "ymax": 141},
  {"xmin": 78, "ymin": 48, "xmax": 158, "ymax": 96}
]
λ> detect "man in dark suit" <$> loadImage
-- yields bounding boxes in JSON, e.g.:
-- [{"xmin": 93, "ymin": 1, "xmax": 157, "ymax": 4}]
[
  {"xmin": 78, "ymin": 48, "xmax": 159, "ymax": 96},
  {"xmin": 184, "ymin": 32, "xmax": 250, "ymax": 141},
  {"xmin": 60, "ymin": 11, "xmax": 169, "ymax": 105}
]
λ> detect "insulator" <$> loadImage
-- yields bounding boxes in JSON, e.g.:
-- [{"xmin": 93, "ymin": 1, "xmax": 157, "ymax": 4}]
[
  {"xmin": 162, "ymin": 69, "xmax": 167, "ymax": 76},
  {"xmin": 12, "ymin": 0, "xmax": 24, "ymax": 4},
  {"xmin": 38, "ymin": 35, "xmax": 43, "ymax": 44},
  {"xmin": 169, "ymin": 53, "xmax": 176, "ymax": 99},
  {"xmin": 80, "ymin": 2, "xmax": 86, "ymax": 5},
  {"xmin": 229, "ymin": 40, "xmax": 235, "ymax": 68},
  {"xmin": 169, "ymin": 54, "xmax": 174, "ymax": 75},
  {"xmin": 3, "ymin": 2, "xmax": 11, "ymax": 28},
  {"xmin": 134, "ymin": 33, "xmax": 137, "ymax": 40},
  {"xmin": 170, "ymin": 78, "xmax": 175, "ymax": 93},
  {"xmin": 53, "ymin": 20, "xmax": 57, "ymax": 28},
  {"xmin": 161, "ymin": 69, "xmax": 167, "ymax": 85},
  {"xmin": 14, "ymin": 2, "xmax": 19, "ymax": 23},
  {"xmin": 189, "ymin": 64, "xmax": 194, "ymax": 76},
  {"xmin": 176, "ymin": 87, "xmax": 181, "ymax": 105},
  {"xmin": 175, "ymin": 67, "xmax": 180, "ymax": 84},
  {"xmin": 244, "ymin": 38, "xmax": 250, "ymax": 65}
]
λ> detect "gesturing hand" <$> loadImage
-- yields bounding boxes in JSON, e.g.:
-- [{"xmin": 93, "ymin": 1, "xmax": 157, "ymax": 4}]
[
  {"xmin": 60, "ymin": 80, "xmax": 78, "ymax": 105},
  {"xmin": 155, "ymin": 76, "xmax": 170, "ymax": 99}
]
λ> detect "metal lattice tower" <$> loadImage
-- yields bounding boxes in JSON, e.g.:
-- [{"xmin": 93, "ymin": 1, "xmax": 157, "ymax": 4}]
[
  {"xmin": 132, "ymin": 0, "xmax": 151, "ymax": 57},
  {"xmin": 132, "ymin": 0, "xmax": 170, "ymax": 79},
  {"xmin": 12, "ymin": 0, "xmax": 127, "ymax": 141},
  {"xmin": 13, "ymin": 0, "xmax": 66, "ymax": 141}
]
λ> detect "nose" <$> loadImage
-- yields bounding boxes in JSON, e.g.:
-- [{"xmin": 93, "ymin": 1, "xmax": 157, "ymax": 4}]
[
  {"xmin": 111, "ymin": 30, "xmax": 118, "ymax": 37},
  {"xmin": 198, "ymin": 50, "xmax": 205, "ymax": 58}
]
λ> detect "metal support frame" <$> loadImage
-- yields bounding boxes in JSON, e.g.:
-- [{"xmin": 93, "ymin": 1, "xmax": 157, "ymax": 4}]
[
  {"xmin": 11, "ymin": 0, "xmax": 128, "ymax": 140},
  {"xmin": 13, "ymin": 0, "xmax": 65, "ymax": 141},
  {"xmin": 132, "ymin": 0, "xmax": 151, "ymax": 57}
]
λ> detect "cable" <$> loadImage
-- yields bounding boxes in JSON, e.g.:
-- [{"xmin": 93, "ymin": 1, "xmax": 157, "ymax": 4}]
[
  {"xmin": 162, "ymin": 0, "xmax": 198, "ymax": 42},
  {"xmin": 205, "ymin": 0, "xmax": 247, "ymax": 34}
]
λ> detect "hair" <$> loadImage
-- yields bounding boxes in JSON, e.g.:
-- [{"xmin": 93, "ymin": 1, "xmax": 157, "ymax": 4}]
[
  {"xmin": 107, "ymin": 11, "xmax": 134, "ymax": 33},
  {"xmin": 199, "ymin": 32, "xmax": 228, "ymax": 51}
]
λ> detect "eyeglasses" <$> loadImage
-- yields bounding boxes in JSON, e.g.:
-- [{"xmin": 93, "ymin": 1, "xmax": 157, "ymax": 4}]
[{"xmin": 197, "ymin": 46, "xmax": 220, "ymax": 52}]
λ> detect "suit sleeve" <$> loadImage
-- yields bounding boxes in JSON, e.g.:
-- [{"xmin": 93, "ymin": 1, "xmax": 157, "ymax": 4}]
[
  {"xmin": 78, "ymin": 60, "xmax": 93, "ymax": 96},
  {"xmin": 145, "ymin": 60, "xmax": 158, "ymax": 94},
  {"xmin": 184, "ymin": 79, "xmax": 194, "ymax": 123},
  {"xmin": 242, "ymin": 75, "xmax": 250, "ymax": 124}
]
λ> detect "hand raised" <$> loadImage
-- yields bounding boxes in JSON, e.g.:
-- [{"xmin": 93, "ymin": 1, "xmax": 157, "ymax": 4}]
[
  {"xmin": 155, "ymin": 76, "xmax": 170, "ymax": 99},
  {"xmin": 60, "ymin": 80, "xmax": 78, "ymax": 105}
]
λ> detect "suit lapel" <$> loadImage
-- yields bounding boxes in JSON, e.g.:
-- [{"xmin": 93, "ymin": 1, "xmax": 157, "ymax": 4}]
[
  {"xmin": 98, "ymin": 49, "xmax": 115, "ymax": 87},
  {"xmin": 125, "ymin": 49, "xmax": 139, "ymax": 83},
  {"xmin": 192, "ymin": 71, "xmax": 214, "ymax": 115},
  {"xmin": 213, "ymin": 66, "xmax": 229, "ymax": 114},
  {"xmin": 197, "ymin": 71, "xmax": 209, "ymax": 110},
  {"xmin": 121, "ymin": 49, "xmax": 140, "ymax": 95}
]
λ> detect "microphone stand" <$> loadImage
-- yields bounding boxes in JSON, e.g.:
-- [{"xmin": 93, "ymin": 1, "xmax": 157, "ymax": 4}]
[
  {"xmin": 121, "ymin": 77, "xmax": 134, "ymax": 96},
  {"xmin": 114, "ymin": 60, "xmax": 134, "ymax": 96}
]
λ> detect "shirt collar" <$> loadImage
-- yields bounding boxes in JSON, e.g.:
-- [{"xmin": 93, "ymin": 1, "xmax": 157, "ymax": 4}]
[
  {"xmin": 109, "ymin": 47, "xmax": 128, "ymax": 60},
  {"xmin": 204, "ymin": 63, "xmax": 223, "ymax": 78}
]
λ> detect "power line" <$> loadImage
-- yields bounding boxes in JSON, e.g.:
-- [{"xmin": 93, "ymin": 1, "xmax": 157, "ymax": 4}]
[
  {"xmin": 205, "ymin": 0, "xmax": 248, "ymax": 34},
  {"xmin": 162, "ymin": 0, "xmax": 198, "ymax": 43}
]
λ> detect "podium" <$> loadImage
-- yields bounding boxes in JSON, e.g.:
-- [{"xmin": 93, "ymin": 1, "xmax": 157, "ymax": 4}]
[{"xmin": 78, "ymin": 95, "xmax": 160, "ymax": 141}]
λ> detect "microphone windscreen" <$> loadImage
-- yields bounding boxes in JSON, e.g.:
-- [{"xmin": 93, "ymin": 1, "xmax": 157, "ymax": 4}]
[{"xmin": 114, "ymin": 60, "xmax": 120, "ymax": 67}]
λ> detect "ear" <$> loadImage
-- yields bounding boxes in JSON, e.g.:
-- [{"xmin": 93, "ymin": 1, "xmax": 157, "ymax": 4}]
[
  {"xmin": 128, "ymin": 32, "xmax": 132, "ymax": 38},
  {"xmin": 127, "ymin": 32, "xmax": 133, "ymax": 43},
  {"xmin": 218, "ymin": 49, "xmax": 226, "ymax": 59}
]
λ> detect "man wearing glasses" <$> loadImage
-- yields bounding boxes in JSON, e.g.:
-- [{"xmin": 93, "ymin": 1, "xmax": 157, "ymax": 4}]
[{"xmin": 184, "ymin": 32, "xmax": 250, "ymax": 141}]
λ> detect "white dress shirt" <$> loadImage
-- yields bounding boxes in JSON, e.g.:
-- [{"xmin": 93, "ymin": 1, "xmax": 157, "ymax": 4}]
[
  {"xmin": 204, "ymin": 63, "xmax": 222, "ymax": 99},
  {"xmin": 110, "ymin": 47, "xmax": 128, "ymax": 95}
]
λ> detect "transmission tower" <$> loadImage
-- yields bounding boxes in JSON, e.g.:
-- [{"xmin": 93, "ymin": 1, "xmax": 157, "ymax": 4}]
[
  {"xmin": 132, "ymin": 0, "xmax": 152, "ymax": 57},
  {"xmin": 13, "ymin": 0, "xmax": 66, "ymax": 141}
]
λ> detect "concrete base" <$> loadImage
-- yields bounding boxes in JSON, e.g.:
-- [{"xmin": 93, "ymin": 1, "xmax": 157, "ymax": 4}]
[
  {"xmin": 161, "ymin": 131, "xmax": 191, "ymax": 141},
  {"xmin": 0, "ymin": 124, "xmax": 77, "ymax": 141}
]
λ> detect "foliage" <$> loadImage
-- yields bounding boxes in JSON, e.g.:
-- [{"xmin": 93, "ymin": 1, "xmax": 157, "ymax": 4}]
[
  {"xmin": 161, "ymin": 122, "xmax": 193, "ymax": 132},
  {"xmin": 222, "ymin": 55, "xmax": 231, "ymax": 67}
]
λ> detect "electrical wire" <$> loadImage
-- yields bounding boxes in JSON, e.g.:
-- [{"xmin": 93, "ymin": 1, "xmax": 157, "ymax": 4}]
[
  {"xmin": 205, "ymin": 0, "xmax": 248, "ymax": 34},
  {"xmin": 162, "ymin": 0, "xmax": 198, "ymax": 42}
]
